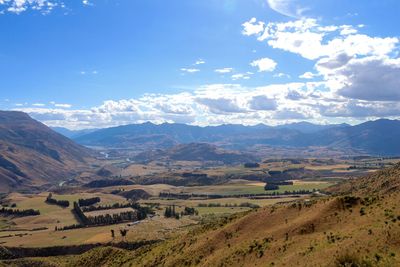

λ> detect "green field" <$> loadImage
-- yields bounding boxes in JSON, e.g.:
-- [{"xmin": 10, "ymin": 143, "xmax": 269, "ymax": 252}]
[{"xmin": 179, "ymin": 181, "xmax": 333, "ymax": 196}]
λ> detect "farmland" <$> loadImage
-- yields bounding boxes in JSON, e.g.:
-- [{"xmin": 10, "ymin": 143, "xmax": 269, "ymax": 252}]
[{"xmin": 0, "ymin": 156, "xmax": 392, "ymax": 255}]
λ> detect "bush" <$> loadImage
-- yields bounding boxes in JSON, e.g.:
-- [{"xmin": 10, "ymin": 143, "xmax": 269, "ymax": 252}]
[{"xmin": 335, "ymin": 253, "xmax": 372, "ymax": 267}]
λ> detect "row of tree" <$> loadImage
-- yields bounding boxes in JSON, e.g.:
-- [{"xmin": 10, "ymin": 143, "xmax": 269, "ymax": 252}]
[
  {"xmin": 78, "ymin": 197, "xmax": 101, "ymax": 207},
  {"xmin": 0, "ymin": 207, "xmax": 40, "ymax": 217},
  {"xmin": 57, "ymin": 202, "xmax": 153, "ymax": 231},
  {"xmin": 264, "ymin": 189, "xmax": 316, "ymax": 195},
  {"xmin": 45, "ymin": 193, "xmax": 70, "ymax": 208},
  {"xmin": 164, "ymin": 205, "xmax": 199, "ymax": 219},
  {"xmin": 81, "ymin": 202, "xmax": 132, "ymax": 212},
  {"xmin": 164, "ymin": 205, "xmax": 179, "ymax": 219}
]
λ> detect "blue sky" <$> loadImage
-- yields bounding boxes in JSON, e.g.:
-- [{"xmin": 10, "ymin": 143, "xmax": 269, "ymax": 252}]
[{"xmin": 0, "ymin": 0, "xmax": 400, "ymax": 129}]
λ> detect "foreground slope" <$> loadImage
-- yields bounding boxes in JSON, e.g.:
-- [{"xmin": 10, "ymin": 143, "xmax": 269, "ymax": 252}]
[{"xmin": 0, "ymin": 111, "xmax": 92, "ymax": 192}]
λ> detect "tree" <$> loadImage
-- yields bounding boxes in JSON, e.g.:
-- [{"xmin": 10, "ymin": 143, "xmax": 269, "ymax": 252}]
[
  {"xmin": 111, "ymin": 229, "xmax": 115, "ymax": 239},
  {"xmin": 120, "ymin": 229, "xmax": 128, "ymax": 241}
]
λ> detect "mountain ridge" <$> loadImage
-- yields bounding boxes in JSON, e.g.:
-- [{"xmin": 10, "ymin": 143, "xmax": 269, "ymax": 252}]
[{"xmin": 72, "ymin": 119, "xmax": 400, "ymax": 155}]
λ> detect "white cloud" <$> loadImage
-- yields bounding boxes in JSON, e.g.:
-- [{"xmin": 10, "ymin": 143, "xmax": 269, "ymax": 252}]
[
  {"xmin": 244, "ymin": 18, "xmax": 398, "ymax": 60},
  {"xmin": 181, "ymin": 68, "xmax": 200, "ymax": 73},
  {"xmin": 196, "ymin": 97, "xmax": 245, "ymax": 114},
  {"xmin": 250, "ymin": 57, "xmax": 277, "ymax": 72},
  {"xmin": 243, "ymin": 16, "xmax": 400, "ymax": 113},
  {"xmin": 267, "ymin": 0, "xmax": 309, "ymax": 18},
  {"xmin": 0, "ymin": 0, "xmax": 87, "ymax": 14},
  {"xmin": 231, "ymin": 72, "xmax": 252, "ymax": 80},
  {"xmin": 32, "ymin": 103, "xmax": 45, "ymax": 107},
  {"xmin": 273, "ymin": 72, "xmax": 291, "ymax": 78},
  {"xmin": 80, "ymin": 70, "xmax": 98, "ymax": 75},
  {"xmin": 215, "ymin": 68, "xmax": 234, "ymax": 74},
  {"xmin": 54, "ymin": 103, "xmax": 72, "ymax": 108},
  {"xmin": 15, "ymin": 80, "xmax": 400, "ymax": 129},
  {"xmin": 299, "ymin": 72, "xmax": 318, "ymax": 79},
  {"xmin": 242, "ymin": 17, "xmax": 265, "ymax": 36},
  {"xmin": 194, "ymin": 59, "xmax": 205, "ymax": 65}
]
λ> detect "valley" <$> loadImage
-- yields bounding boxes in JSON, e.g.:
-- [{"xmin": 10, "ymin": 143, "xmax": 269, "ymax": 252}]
[{"xmin": 0, "ymin": 112, "xmax": 400, "ymax": 266}]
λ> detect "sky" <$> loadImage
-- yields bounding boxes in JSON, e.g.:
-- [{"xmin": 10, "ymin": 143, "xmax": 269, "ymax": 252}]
[{"xmin": 0, "ymin": 0, "xmax": 399, "ymax": 129}]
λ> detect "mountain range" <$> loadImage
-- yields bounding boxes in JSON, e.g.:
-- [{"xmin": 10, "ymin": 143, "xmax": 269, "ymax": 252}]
[
  {"xmin": 0, "ymin": 111, "xmax": 92, "ymax": 192},
  {"xmin": 67, "ymin": 119, "xmax": 400, "ymax": 155}
]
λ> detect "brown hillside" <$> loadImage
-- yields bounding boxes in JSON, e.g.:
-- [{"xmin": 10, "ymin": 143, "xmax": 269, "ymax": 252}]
[
  {"xmin": 328, "ymin": 162, "xmax": 400, "ymax": 195},
  {"xmin": 0, "ymin": 111, "xmax": 93, "ymax": 192}
]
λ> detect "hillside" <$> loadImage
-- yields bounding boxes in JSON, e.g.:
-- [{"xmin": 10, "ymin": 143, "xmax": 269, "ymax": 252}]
[
  {"xmin": 328, "ymin": 162, "xmax": 400, "ymax": 196},
  {"xmin": 4, "ymin": 162, "xmax": 400, "ymax": 266},
  {"xmin": 0, "ymin": 111, "xmax": 93, "ymax": 192},
  {"xmin": 133, "ymin": 143, "xmax": 259, "ymax": 164},
  {"xmin": 73, "ymin": 119, "xmax": 400, "ymax": 155}
]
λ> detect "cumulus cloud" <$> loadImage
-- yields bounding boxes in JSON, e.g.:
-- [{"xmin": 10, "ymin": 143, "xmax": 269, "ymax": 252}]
[
  {"xmin": 286, "ymin": 90, "xmax": 303, "ymax": 100},
  {"xmin": 15, "ymin": 79, "xmax": 400, "ymax": 129},
  {"xmin": 243, "ymin": 18, "xmax": 398, "ymax": 60},
  {"xmin": 336, "ymin": 57, "xmax": 400, "ymax": 101},
  {"xmin": 249, "ymin": 95, "xmax": 277, "ymax": 111},
  {"xmin": 250, "ymin": 57, "xmax": 277, "ymax": 72},
  {"xmin": 243, "ymin": 16, "xmax": 400, "ymax": 112},
  {"xmin": 319, "ymin": 100, "xmax": 400, "ymax": 118},
  {"xmin": 242, "ymin": 17, "xmax": 265, "ymax": 36}
]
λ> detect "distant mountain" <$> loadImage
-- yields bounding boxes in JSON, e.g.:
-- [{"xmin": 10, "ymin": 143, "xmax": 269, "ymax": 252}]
[
  {"xmin": 0, "ymin": 111, "xmax": 93, "ymax": 192},
  {"xmin": 74, "ymin": 119, "xmax": 400, "ymax": 156},
  {"xmin": 51, "ymin": 127, "xmax": 98, "ymax": 139},
  {"xmin": 275, "ymin": 121, "xmax": 349, "ymax": 133},
  {"xmin": 74, "ymin": 122, "xmax": 296, "ymax": 149},
  {"xmin": 133, "ymin": 143, "xmax": 259, "ymax": 164}
]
